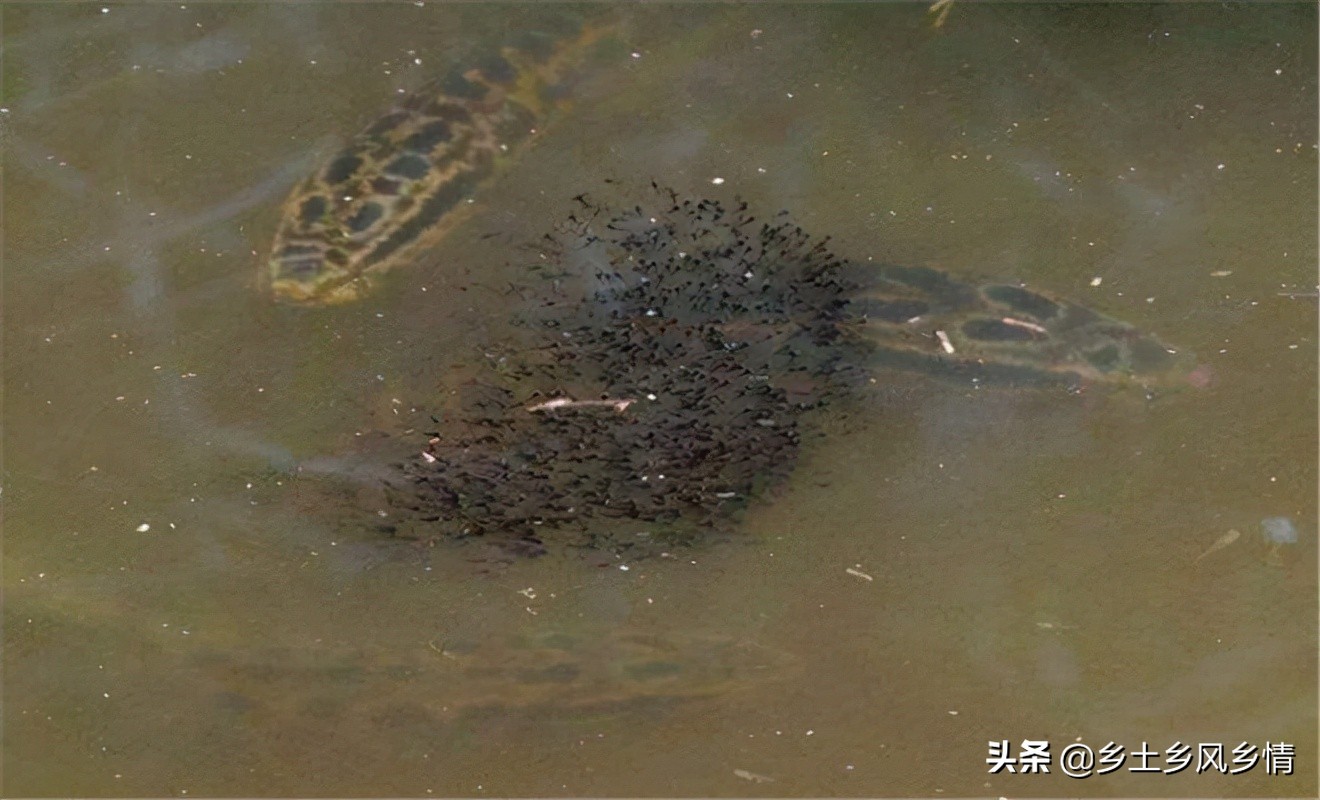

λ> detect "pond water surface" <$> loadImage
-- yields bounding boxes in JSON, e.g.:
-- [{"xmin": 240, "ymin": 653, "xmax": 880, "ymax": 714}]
[{"xmin": 3, "ymin": 3, "xmax": 1316, "ymax": 796}]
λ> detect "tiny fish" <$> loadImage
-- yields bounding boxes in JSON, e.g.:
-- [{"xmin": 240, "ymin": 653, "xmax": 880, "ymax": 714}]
[{"xmin": 1193, "ymin": 528, "xmax": 1240, "ymax": 563}]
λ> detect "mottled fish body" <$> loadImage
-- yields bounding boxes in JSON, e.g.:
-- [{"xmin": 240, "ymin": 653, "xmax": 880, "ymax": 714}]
[
  {"xmin": 844, "ymin": 262, "xmax": 1186, "ymax": 387},
  {"xmin": 542, "ymin": 194, "xmax": 1189, "ymax": 391},
  {"xmin": 265, "ymin": 19, "xmax": 615, "ymax": 305}
]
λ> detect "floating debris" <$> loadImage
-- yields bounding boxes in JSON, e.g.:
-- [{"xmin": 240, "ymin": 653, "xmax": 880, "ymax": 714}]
[
  {"xmin": 1001, "ymin": 316, "xmax": 1049, "ymax": 335},
  {"xmin": 526, "ymin": 396, "xmax": 635, "ymax": 413},
  {"xmin": 1262, "ymin": 516, "xmax": 1299, "ymax": 544},
  {"xmin": 1261, "ymin": 516, "xmax": 1299, "ymax": 565}
]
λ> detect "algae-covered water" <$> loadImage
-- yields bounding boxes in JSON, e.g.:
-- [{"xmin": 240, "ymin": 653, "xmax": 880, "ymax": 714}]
[{"xmin": 4, "ymin": 3, "xmax": 1316, "ymax": 796}]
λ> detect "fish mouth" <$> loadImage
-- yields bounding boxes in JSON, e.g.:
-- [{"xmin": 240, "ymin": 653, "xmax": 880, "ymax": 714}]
[
  {"xmin": 272, "ymin": 254, "xmax": 324, "ymax": 281},
  {"xmin": 1070, "ymin": 325, "xmax": 1196, "ymax": 387},
  {"xmin": 267, "ymin": 254, "xmax": 363, "ymax": 305},
  {"xmin": 1123, "ymin": 335, "xmax": 1187, "ymax": 377}
]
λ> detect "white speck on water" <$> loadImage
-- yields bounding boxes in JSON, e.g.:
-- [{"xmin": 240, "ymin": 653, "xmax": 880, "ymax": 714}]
[
  {"xmin": 1090, "ymin": 276, "xmax": 1103, "ymax": 287},
  {"xmin": 135, "ymin": 523, "xmax": 150, "ymax": 532},
  {"xmin": 710, "ymin": 177, "xmax": 725, "ymax": 185},
  {"xmin": 630, "ymin": 51, "xmax": 641, "ymax": 59},
  {"xmin": 1217, "ymin": 163, "xmax": 1225, "ymax": 170}
]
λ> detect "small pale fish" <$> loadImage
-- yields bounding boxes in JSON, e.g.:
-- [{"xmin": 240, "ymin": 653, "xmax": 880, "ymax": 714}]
[
  {"xmin": 264, "ymin": 18, "xmax": 618, "ymax": 305},
  {"xmin": 733, "ymin": 768, "xmax": 775, "ymax": 784},
  {"xmin": 1034, "ymin": 621, "xmax": 1076, "ymax": 631},
  {"xmin": 1193, "ymin": 528, "xmax": 1241, "ymax": 563},
  {"xmin": 845, "ymin": 566, "xmax": 874, "ymax": 581}
]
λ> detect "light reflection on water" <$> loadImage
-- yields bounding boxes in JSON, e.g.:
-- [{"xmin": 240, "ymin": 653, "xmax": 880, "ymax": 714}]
[{"xmin": 4, "ymin": 3, "xmax": 1315, "ymax": 796}]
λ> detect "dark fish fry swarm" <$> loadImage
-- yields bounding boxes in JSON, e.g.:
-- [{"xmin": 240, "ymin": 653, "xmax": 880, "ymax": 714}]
[
  {"xmin": 388, "ymin": 190, "xmax": 870, "ymax": 555},
  {"xmin": 385, "ymin": 187, "xmax": 1185, "ymax": 555}
]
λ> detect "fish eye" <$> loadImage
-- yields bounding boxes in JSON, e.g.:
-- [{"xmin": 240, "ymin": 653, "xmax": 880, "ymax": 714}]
[{"xmin": 276, "ymin": 257, "xmax": 324, "ymax": 279}]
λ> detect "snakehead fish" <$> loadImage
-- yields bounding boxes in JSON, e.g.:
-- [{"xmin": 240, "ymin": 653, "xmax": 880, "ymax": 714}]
[{"xmin": 263, "ymin": 17, "xmax": 617, "ymax": 305}]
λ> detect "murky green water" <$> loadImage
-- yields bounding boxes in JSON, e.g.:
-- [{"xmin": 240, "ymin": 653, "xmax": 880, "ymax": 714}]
[{"xmin": 4, "ymin": 3, "xmax": 1316, "ymax": 796}]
